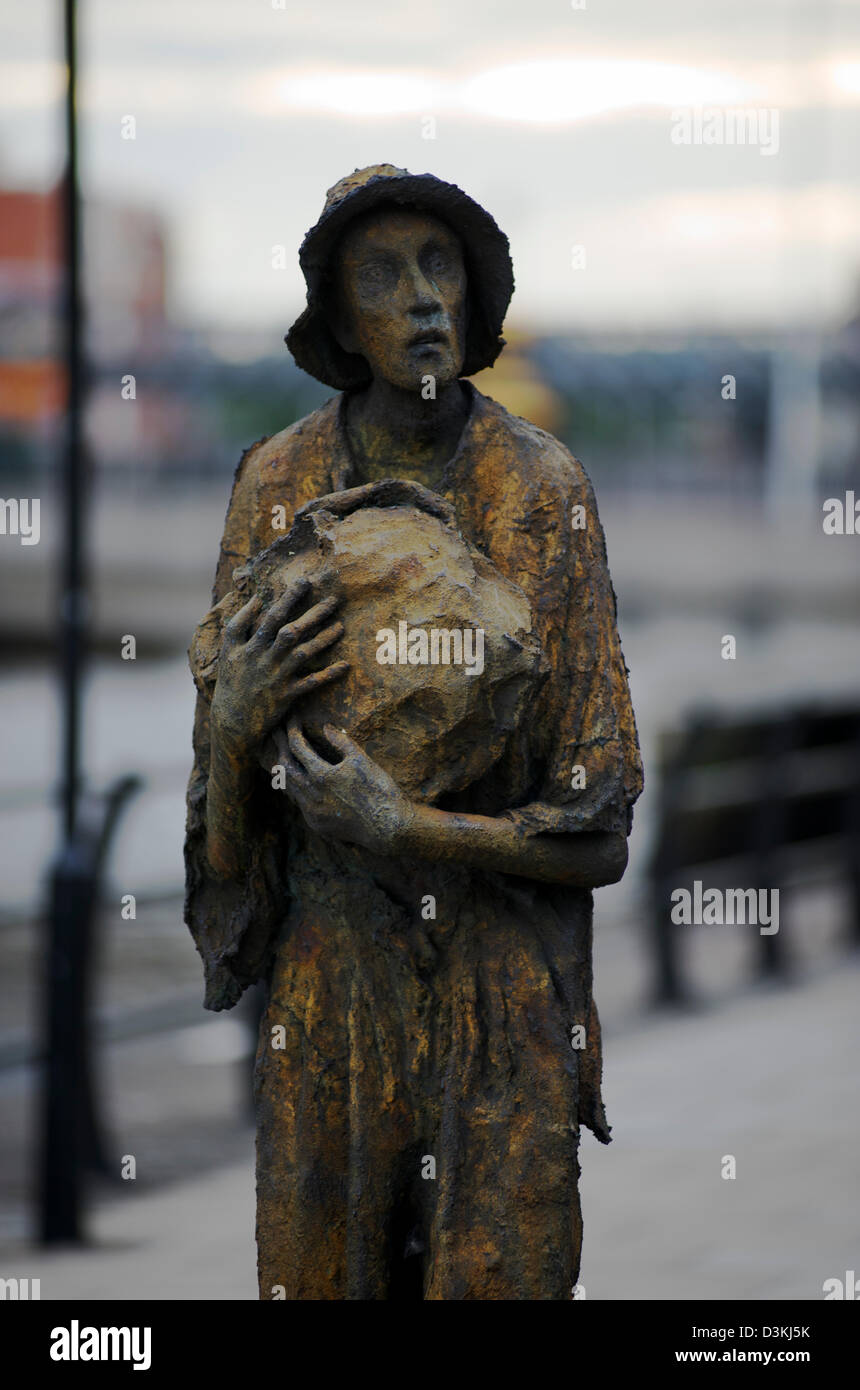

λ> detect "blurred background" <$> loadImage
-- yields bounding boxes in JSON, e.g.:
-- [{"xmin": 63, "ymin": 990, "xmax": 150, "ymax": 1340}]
[{"xmin": 0, "ymin": 0, "xmax": 858, "ymax": 1299}]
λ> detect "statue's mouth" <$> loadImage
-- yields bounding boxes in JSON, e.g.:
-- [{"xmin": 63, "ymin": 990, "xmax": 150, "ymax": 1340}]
[{"xmin": 409, "ymin": 329, "xmax": 448, "ymax": 348}]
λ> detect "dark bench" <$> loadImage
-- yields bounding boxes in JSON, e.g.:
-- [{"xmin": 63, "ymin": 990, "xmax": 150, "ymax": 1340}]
[{"xmin": 648, "ymin": 703, "xmax": 860, "ymax": 1004}]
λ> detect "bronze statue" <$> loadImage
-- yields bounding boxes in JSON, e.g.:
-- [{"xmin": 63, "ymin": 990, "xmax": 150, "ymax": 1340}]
[{"xmin": 184, "ymin": 164, "xmax": 643, "ymax": 1300}]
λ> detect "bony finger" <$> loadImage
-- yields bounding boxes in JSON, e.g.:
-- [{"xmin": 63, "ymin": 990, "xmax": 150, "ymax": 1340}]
[
  {"xmin": 274, "ymin": 601, "xmax": 341, "ymax": 652},
  {"xmin": 223, "ymin": 594, "xmax": 262, "ymax": 648},
  {"xmin": 286, "ymin": 593, "xmax": 342, "ymax": 639},
  {"xmin": 272, "ymin": 726, "xmax": 290, "ymax": 760},
  {"xmin": 263, "ymin": 594, "xmax": 342, "ymax": 655},
  {"xmin": 284, "ymin": 622, "xmax": 344, "ymax": 670},
  {"xmin": 254, "ymin": 582, "xmax": 310, "ymax": 644},
  {"xmin": 322, "ymin": 723, "xmax": 362, "ymax": 757},
  {"xmin": 286, "ymin": 720, "xmax": 332, "ymax": 777},
  {"xmin": 308, "ymin": 567, "xmax": 340, "ymax": 595},
  {"xmin": 285, "ymin": 723, "xmax": 311, "ymax": 771},
  {"xmin": 286, "ymin": 662, "xmax": 349, "ymax": 703},
  {"xmin": 271, "ymin": 730, "xmax": 309, "ymax": 788},
  {"xmin": 283, "ymin": 574, "xmax": 312, "ymax": 607}
]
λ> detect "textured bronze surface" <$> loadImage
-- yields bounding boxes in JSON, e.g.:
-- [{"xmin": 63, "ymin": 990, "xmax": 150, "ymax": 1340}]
[{"xmin": 184, "ymin": 166, "xmax": 643, "ymax": 1300}]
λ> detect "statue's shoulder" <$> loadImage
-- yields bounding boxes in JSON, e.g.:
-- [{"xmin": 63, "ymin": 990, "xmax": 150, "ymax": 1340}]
[
  {"xmin": 235, "ymin": 394, "xmax": 342, "ymax": 488},
  {"xmin": 214, "ymin": 397, "xmax": 343, "ymax": 598},
  {"xmin": 223, "ymin": 395, "xmax": 345, "ymax": 549},
  {"xmin": 469, "ymin": 388, "xmax": 593, "ymax": 501},
  {"xmin": 465, "ymin": 389, "xmax": 607, "ymax": 570}
]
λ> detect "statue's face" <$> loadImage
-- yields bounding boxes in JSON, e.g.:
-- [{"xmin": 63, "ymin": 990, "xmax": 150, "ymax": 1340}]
[{"xmin": 331, "ymin": 207, "xmax": 467, "ymax": 391}]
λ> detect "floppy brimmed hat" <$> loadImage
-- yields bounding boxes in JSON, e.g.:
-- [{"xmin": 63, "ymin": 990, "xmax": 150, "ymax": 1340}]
[{"xmin": 286, "ymin": 164, "xmax": 515, "ymax": 391}]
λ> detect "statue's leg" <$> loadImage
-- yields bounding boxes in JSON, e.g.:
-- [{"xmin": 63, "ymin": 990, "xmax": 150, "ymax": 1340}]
[
  {"xmin": 254, "ymin": 904, "xmax": 420, "ymax": 1300},
  {"xmin": 422, "ymin": 1104, "xmax": 582, "ymax": 1300},
  {"xmin": 422, "ymin": 918, "xmax": 582, "ymax": 1300},
  {"xmin": 254, "ymin": 944, "xmax": 350, "ymax": 1300}
]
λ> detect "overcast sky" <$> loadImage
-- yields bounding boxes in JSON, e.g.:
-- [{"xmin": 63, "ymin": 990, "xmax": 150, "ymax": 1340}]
[{"xmin": 2, "ymin": 0, "xmax": 859, "ymax": 339}]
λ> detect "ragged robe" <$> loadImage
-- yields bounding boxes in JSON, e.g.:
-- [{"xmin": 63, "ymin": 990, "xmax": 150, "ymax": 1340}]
[{"xmin": 184, "ymin": 381, "xmax": 643, "ymax": 1300}]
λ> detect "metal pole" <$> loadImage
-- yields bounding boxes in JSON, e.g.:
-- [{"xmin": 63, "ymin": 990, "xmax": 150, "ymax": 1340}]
[
  {"xmin": 60, "ymin": 0, "xmax": 85, "ymax": 840},
  {"xmin": 38, "ymin": 0, "xmax": 87, "ymax": 1244}
]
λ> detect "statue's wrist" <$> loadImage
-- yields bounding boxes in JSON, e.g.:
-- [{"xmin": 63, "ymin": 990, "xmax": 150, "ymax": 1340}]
[
  {"xmin": 210, "ymin": 704, "xmax": 245, "ymax": 755},
  {"xmin": 390, "ymin": 798, "xmax": 419, "ymax": 856},
  {"xmin": 209, "ymin": 734, "xmax": 255, "ymax": 798}
]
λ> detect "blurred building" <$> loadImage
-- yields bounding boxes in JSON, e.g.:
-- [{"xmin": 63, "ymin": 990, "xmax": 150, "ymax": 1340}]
[
  {"xmin": 0, "ymin": 189, "xmax": 64, "ymax": 437},
  {"xmin": 0, "ymin": 185, "xmax": 184, "ymax": 480}
]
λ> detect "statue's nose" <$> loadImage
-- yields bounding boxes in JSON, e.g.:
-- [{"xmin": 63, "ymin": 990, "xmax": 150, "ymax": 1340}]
[{"xmin": 404, "ymin": 263, "xmax": 441, "ymax": 315}]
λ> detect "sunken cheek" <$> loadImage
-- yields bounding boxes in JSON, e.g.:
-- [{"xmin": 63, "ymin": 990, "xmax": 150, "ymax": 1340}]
[{"xmin": 347, "ymin": 298, "xmax": 395, "ymax": 359}]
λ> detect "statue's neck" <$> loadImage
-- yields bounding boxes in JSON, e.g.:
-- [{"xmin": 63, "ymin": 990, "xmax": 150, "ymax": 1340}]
[{"xmin": 345, "ymin": 379, "xmax": 470, "ymax": 491}]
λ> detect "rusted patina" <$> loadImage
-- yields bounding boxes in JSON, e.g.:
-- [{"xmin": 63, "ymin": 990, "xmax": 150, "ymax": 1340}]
[{"xmin": 184, "ymin": 165, "xmax": 643, "ymax": 1300}]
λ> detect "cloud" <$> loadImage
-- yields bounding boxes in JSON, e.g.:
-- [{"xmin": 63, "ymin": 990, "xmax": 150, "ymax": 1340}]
[{"xmin": 5, "ymin": 53, "xmax": 860, "ymax": 123}]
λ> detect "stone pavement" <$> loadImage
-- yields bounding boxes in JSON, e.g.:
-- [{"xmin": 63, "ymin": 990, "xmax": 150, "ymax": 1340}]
[
  {"xmin": 2, "ymin": 955, "xmax": 856, "ymax": 1301},
  {"xmin": 578, "ymin": 959, "xmax": 860, "ymax": 1301}
]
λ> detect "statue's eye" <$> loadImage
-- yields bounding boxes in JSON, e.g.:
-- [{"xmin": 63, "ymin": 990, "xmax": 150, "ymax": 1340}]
[
  {"xmin": 423, "ymin": 248, "xmax": 450, "ymax": 278},
  {"xmin": 422, "ymin": 243, "xmax": 460, "ymax": 282},
  {"xmin": 357, "ymin": 260, "xmax": 396, "ymax": 291}
]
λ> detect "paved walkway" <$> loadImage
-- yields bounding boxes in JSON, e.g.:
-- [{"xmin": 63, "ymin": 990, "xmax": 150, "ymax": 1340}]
[
  {"xmin": 4, "ymin": 958, "xmax": 856, "ymax": 1301},
  {"xmin": 579, "ymin": 960, "xmax": 860, "ymax": 1301}
]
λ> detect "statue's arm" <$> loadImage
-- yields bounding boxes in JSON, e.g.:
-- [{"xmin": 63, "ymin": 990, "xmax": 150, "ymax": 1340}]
[
  {"xmin": 183, "ymin": 445, "xmax": 286, "ymax": 1009},
  {"xmin": 278, "ymin": 723, "xmax": 629, "ymax": 889},
  {"xmin": 184, "ymin": 447, "xmax": 349, "ymax": 1008},
  {"xmin": 184, "ymin": 677, "xmax": 285, "ymax": 1011},
  {"xmin": 189, "ymin": 450, "xmax": 268, "ymax": 885},
  {"xmin": 205, "ymin": 726, "xmax": 260, "ymax": 880},
  {"xmin": 391, "ymin": 459, "xmax": 639, "ymax": 888},
  {"xmin": 396, "ymin": 804, "xmax": 627, "ymax": 887}
]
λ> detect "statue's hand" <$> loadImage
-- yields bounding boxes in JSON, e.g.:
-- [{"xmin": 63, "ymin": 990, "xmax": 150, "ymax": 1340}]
[
  {"xmin": 210, "ymin": 574, "xmax": 348, "ymax": 760},
  {"xmin": 273, "ymin": 721, "xmax": 415, "ymax": 854}
]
